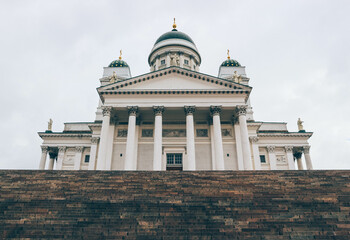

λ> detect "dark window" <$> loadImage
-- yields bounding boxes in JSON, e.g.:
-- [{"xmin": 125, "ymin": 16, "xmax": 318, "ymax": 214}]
[
  {"xmin": 166, "ymin": 153, "xmax": 183, "ymax": 170},
  {"xmin": 161, "ymin": 59, "xmax": 166, "ymax": 65},
  {"xmin": 84, "ymin": 155, "xmax": 90, "ymax": 163},
  {"xmin": 184, "ymin": 59, "xmax": 189, "ymax": 65},
  {"xmin": 260, "ymin": 155, "xmax": 266, "ymax": 163}
]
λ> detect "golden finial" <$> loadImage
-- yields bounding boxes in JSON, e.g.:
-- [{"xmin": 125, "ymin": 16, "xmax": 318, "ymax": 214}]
[
  {"xmin": 119, "ymin": 50, "xmax": 122, "ymax": 60},
  {"xmin": 173, "ymin": 18, "xmax": 177, "ymax": 29},
  {"xmin": 227, "ymin": 49, "xmax": 230, "ymax": 60}
]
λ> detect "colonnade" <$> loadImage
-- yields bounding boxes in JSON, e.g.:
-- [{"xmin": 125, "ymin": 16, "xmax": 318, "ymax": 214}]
[
  {"xmin": 96, "ymin": 105, "xmax": 252, "ymax": 171},
  {"xmin": 39, "ymin": 105, "xmax": 313, "ymax": 171}
]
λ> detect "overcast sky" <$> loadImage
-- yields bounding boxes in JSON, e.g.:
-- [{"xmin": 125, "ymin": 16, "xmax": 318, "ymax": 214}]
[{"xmin": 0, "ymin": 0, "xmax": 349, "ymax": 169}]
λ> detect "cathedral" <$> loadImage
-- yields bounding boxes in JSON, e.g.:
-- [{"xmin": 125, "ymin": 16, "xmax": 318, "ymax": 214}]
[{"xmin": 38, "ymin": 21, "xmax": 313, "ymax": 171}]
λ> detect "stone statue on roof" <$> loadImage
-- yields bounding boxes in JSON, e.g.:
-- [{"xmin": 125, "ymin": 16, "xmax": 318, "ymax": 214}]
[
  {"xmin": 297, "ymin": 118, "xmax": 304, "ymax": 131},
  {"xmin": 48, "ymin": 118, "xmax": 53, "ymax": 132},
  {"xmin": 109, "ymin": 71, "xmax": 117, "ymax": 83}
]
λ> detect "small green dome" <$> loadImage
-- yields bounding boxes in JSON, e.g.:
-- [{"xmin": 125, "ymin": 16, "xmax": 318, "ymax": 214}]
[
  {"xmin": 109, "ymin": 59, "xmax": 129, "ymax": 67},
  {"xmin": 221, "ymin": 59, "xmax": 241, "ymax": 67},
  {"xmin": 155, "ymin": 29, "xmax": 195, "ymax": 45}
]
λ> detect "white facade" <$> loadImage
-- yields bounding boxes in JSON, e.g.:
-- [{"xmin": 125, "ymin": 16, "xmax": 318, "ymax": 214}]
[{"xmin": 38, "ymin": 25, "xmax": 313, "ymax": 171}]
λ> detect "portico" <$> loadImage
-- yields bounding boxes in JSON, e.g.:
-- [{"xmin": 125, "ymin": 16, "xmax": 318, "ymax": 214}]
[{"xmin": 93, "ymin": 104, "xmax": 253, "ymax": 171}]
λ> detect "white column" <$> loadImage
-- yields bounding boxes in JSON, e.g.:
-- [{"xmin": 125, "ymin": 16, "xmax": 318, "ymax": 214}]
[
  {"xmin": 233, "ymin": 119, "xmax": 244, "ymax": 170},
  {"xmin": 153, "ymin": 106, "xmax": 164, "ymax": 170},
  {"xmin": 294, "ymin": 151, "xmax": 304, "ymax": 170},
  {"xmin": 125, "ymin": 106, "xmax": 138, "ymax": 170},
  {"xmin": 96, "ymin": 106, "xmax": 112, "ymax": 170},
  {"xmin": 134, "ymin": 124, "xmax": 139, "ymax": 169},
  {"xmin": 303, "ymin": 146, "xmax": 313, "ymax": 170},
  {"xmin": 48, "ymin": 152, "xmax": 57, "ymax": 170},
  {"xmin": 209, "ymin": 124, "xmax": 216, "ymax": 170},
  {"xmin": 210, "ymin": 106, "xmax": 224, "ymax": 170},
  {"xmin": 190, "ymin": 57, "xmax": 195, "ymax": 70},
  {"xmin": 285, "ymin": 146, "xmax": 295, "ymax": 170},
  {"xmin": 185, "ymin": 106, "xmax": 196, "ymax": 170},
  {"xmin": 56, "ymin": 146, "xmax": 66, "ymax": 170},
  {"xmin": 39, "ymin": 146, "xmax": 48, "ymax": 170},
  {"xmin": 74, "ymin": 146, "xmax": 83, "ymax": 170},
  {"xmin": 155, "ymin": 57, "xmax": 160, "ymax": 71},
  {"xmin": 179, "ymin": 52, "xmax": 184, "ymax": 68},
  {"xmin": 250, "ymin": 137, "xmax": 261, "ymax": 170},
  {"xmin": 88, "ymin": 137, "xmax": 99, "ymax": 170},
  {"xmin": 236, "ymin": 105, "xmax": 252, "ymax": 170},
  {"xmin": 267, "ymin": 146, "xmax": 277, "ymax": 170},
  {"xmin": 166, "ymin": 53, "xmax": 170, "ymax": 67}
]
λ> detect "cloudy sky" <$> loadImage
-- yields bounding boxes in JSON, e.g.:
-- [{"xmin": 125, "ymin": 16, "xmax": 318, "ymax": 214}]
[{"xmin": 0, "ymin": 0, "xmax": 349, "ymax": 169}]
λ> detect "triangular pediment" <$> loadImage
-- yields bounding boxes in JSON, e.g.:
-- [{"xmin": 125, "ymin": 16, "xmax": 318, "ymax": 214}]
[{"xmin": 98, "ymin": 67, "xmax": 251, "ymax": 92}]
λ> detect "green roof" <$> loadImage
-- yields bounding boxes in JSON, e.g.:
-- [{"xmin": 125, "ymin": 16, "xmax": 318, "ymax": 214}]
[
  {"xmin": 155, "ymin": 29, "xmax": 195, "ymax": 45},
  {"xmin": 109, "ymin": 59, "xmax": 129, "ymax": 68},
  {"xmin": 221, "ymin": 59, "xmax": 241, "ymax": 67}
]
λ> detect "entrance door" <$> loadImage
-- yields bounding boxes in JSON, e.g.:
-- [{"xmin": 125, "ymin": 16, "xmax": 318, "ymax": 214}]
[{"xmin": 166, "ymin": 153, "xmax": 183, "ymax": 171}]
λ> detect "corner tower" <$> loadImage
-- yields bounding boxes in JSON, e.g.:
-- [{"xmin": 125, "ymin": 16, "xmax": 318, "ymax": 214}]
[{"xmin": 148, "ymin": 19, "xmax": 201, "ymax": 72}]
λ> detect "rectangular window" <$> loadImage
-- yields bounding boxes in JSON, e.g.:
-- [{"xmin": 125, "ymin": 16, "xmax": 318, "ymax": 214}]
[
  {"xmin": 166, "ymin": 153, "xmax": 183, "ymax": 165},
  {"xmin": 184, "ymin": 59, "xmax": 189, "ymax": 65},
  {"xmin": 260, "ymin": 155, "xmax": 266, "ymax": 163},
  {"xmin": 84, "ymin": 155, "xmax": 90, "ymax": 163},
  {"xmin": 161, "ymin": 59, "xmax": 166, "ymax": 65}
]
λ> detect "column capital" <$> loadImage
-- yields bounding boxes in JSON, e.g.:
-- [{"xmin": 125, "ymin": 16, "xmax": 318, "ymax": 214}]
[
  {"xmin": 303, "ymin": 145, "xmax": 310, "ymax": 154},
  {"xmin": 153, "ymin": 106, "xmax": 164, "ymax": 116},
  {"xmin": 284, "ymin": 146, "xmax": 294, "ymax": 152},
  {"xmin": 249, "ymin": 136, "xmax": 259, "ymax": 143},
  {"xmin": 235, "ymin": 105, "xmax": 248, "ymax": 116},
  {"xmin": 127, "ymin": 106, "xmax": 138, "ymax": 116},
  {"xmin": 184, "ymin": 106, "xmax": 196, "ymax": 115},
  {"xmin": 91, "ymin": 137, "xmax": 100, "ymax": 144},
  {"xmin": 210, "ymin": 105, "xmax": 222, "ymax": 116},
  {"xmin": 102, "ymin": 106, "xmax": 112, "ymax": 117},
  {"xmin": 41, "ymin": 146, "xmax": 48, "ymax": 153},
  {"xmin": 58, "ymin": 146, "xmax": 66, "ymax": 153},
  {"xmin": 49, "ymin": 152, "xmax": 57, "ymax": 159},
  {"xmin": 75, "ymin": 146, "xmax": 84, "ymax": 153},
  {"xmin": 293, "ymin": 151, "xmax": 302, "ymax": 159},
  {"xmin": 267, "ymin": 145, "xmax": 275, "ymax": 153}
]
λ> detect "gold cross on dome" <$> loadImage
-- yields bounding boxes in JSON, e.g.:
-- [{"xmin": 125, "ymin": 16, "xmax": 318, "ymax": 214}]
[{"xmin": 119, "ymin": 50, "xmax": 122, "ymax": 60}]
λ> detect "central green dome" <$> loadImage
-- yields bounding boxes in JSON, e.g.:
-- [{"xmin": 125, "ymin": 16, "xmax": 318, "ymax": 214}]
[{"xmin": 154, "ymin": 29, "xmax": 195, "ymax": 45}]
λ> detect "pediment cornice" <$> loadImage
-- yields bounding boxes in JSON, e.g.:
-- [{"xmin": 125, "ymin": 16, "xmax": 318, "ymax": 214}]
[{"xmin": 98, "ymin": 67, "xmax": 252, "ymax": 95}]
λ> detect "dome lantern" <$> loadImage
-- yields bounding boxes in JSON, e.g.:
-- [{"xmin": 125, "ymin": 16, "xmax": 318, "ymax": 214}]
[{"xmin": 148, "ymin": 19, "xmax": 201, "ymax": 72}]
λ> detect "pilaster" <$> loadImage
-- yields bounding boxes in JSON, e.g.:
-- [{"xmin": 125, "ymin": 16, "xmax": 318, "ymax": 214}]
[
  {"xmin": 74, "ymin": 146, "xmax": 83, "ymax": 170},
  {"xmin": 250, "ymin": 136, "xmax": 261, "ymax": 170},
  {"xmin": 267, "ymin": 145, "xmax": 277, "ymax": 170}
]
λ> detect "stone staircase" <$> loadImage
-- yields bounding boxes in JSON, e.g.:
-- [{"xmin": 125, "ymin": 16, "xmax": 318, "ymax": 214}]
[{"xmin": 0, "ymin": 170, "xmax": 349, "ymax": 239}]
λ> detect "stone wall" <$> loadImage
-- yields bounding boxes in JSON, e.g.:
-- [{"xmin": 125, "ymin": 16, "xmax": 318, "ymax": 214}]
[{"xmin": 0, "ymin": 170, "xmax": 349, "ymax": 239}]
